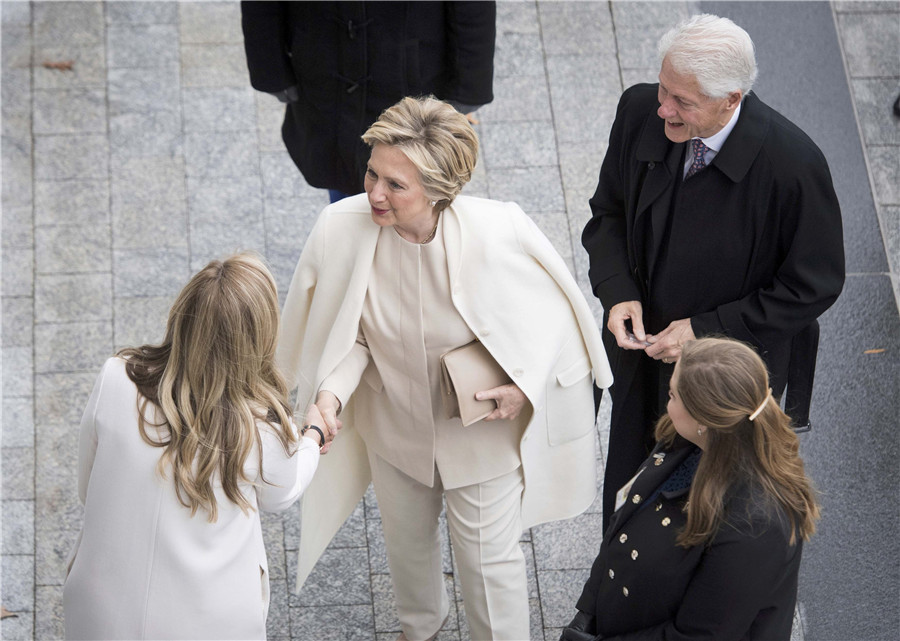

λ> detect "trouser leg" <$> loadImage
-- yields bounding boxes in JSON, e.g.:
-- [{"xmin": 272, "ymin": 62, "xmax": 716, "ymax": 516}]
[
  {"xmin": 444, "ymin": 467, "xmax": 529, "ymax": 641},
  {"xmin": 602, "ymin": 359, "xmax": 664, "ymax": 532},
  {"xmin": 368, "ymin": 450, "xmax": 449, "ymax": 640}
]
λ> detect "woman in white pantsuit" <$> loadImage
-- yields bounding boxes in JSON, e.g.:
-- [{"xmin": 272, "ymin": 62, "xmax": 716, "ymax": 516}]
[
  {"xmin": 278, "ymin": 97, "xmax": 613, "ymax": 641},
  {"xmin": 63, "ymin": 255, "xmax": 331, "ymax": 640}
]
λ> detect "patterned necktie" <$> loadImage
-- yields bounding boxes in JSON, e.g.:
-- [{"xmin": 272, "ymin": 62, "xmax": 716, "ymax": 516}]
[{"xmin": 686, "ymin": 138, "xmax": 710, "ymax": 179}]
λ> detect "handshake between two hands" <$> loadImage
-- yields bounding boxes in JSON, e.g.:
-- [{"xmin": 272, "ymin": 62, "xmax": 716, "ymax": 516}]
[{"xmin": 302, "ymin": 391, "xmax": 343, "ymax": 454}]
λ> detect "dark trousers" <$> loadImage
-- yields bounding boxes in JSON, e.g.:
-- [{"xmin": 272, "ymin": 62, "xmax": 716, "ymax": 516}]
[{"xmin": 602, "ymin": 355, "xmax": 669, "ymax": 532}]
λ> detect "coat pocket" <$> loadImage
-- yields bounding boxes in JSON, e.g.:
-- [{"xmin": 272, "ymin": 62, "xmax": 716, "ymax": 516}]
[{"xmin": 546, "ymin": 357, "xmax": 595, "ymax": 446}]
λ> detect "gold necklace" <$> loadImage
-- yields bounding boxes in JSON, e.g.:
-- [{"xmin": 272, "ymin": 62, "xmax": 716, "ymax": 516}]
[{"xmin": 420, "ymin": 215, "xmax": 440, "ymax": 244}]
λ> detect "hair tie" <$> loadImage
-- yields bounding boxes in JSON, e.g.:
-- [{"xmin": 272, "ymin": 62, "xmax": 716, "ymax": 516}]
[{"xmin": 748, "ymin": 389, "xmax": 772, "ymax": 421}]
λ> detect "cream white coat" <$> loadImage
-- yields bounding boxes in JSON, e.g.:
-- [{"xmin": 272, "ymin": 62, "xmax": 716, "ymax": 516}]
[
  {"xmin": 63, "ymin": 357, "xmax": 320, "ymax": 640},
  {"xmin": 277, "ymin": 194, "xmax": 613, "ymax": 589}
]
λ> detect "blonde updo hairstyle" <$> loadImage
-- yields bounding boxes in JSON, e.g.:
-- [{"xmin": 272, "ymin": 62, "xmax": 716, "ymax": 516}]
[
  {"xmin": 362, "ymin": 96, "xmax": 478, "ymax": 213},
  {"xmin": 655, "ymin": 337, "xmax": 819, "ymax": 547}
]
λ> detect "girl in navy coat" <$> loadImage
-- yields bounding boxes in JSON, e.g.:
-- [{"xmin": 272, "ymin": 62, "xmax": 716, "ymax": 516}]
[{"xmin": 561, "ymin": 337, "xmax": 820, "ymax": 641}]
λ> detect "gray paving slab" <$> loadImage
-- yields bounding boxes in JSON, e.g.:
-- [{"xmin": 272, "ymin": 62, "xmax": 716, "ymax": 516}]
[
  {"xmin": 106, "ymin": 0, "xmax": 178, "ymax": 25},
  {"xmin": 1, "ymin": 347, "xmax": 33, "ymax": 398},
  {"xmin": 1, "ymin": 247, "xmax": 33, "ymax": 297},
  {"xmin": 288, "ymin": 547, "xmax": 373, "ymax": 608},
  {"xmin": 34, "ymin": 179, "xmax": 109, "ymax": 227},
  {"xmin": 1, "ymin": 0, "xmax": 31, "ymax": 25},
  {"xmin": 32, "ymin": 1, "xmax": 103, "ymax": 47},
  {"xmin": 494, "ymin": 31, "xmax": 545, "ymax": 78},
  {"xmin": 1, "ymin": 296, "xmax": 32, "ymax": 348},
  {"xmin": 2, "ymin": 132, "xmax": 34, "ymax": 209},
  {"xmin": 487, "ymin": 166, "xmax": 566, "ymax": 213},
  {"xmin": 178, "ymin": 1, "xmax": 242, "ymax": 44},
  {"xmin": 32, "ymin": 43, "xmax": 107, "ymax": 90},
  {"xmin": 35, "ymin": 223, "xmax": 112, "ymax": 274},
  {"xmin": 33, "ymin": 371, "xmax": 95, "ymax": 429},
  {"xmin": 182, "ymin": 86, "xmax": 256, "ymax": 132},
  {"xmin": 2, "ymin": 500, "xmax": 34, "ymax": 555},
  {"xmin": 290, "ymin": 604, "xmax": 375, "ymax": 641},
  {"xmin": 106, "ymin": 23, "xmax": 179, "ymax": 68},
  {"xmin": 34, "ymin": 526, "xmax": 79, "ymax": 586},
  {"xmin": 33, "ymin": 320, "xmax": 112, "ymax": 373},
  {"xmin": 34, "ymin": 273, "xmax": 111, "ymax": 323},
  {"xmin": 868, "ymin": 145, "xmax": 900, "ymax": 205},
  {"xmin": 34, "ymin": 586, "xmax": 63, "ymax": 640},
  {"xmin": 478, "ymin": 75, "xmax": 553, "ymax": 123},
  {"xmin": 2, "ymin": 396, "xmax": 35, "ymax": 448},
  {"xmin": 113, "ymin": 295, "xmax": 170, "ymax": 352},
  {"xmin": 537, "ymin": 1, "xmax": 616, "ymax": 57},
  {"xmin": 837, "ymin": 10, "xmax": 900, "ymax": 77},
  {"xmin": 480, "ymin": 120, "xmax": 558, "ymax": 168},
  {"xmin": 2, "ymin": 447, "xmax": 35, "ymax": 500},
  {"xmin": 34, "ymin": 133, "xmax": 109, "ymax": 181},
  {"xmin": 1, "ymin": 554, "xmax": 35, "ymax": 613},
  {"xmin": 184, "ymin": 130, "xmax": 259, "ymax": 178},
  {"xmin": 33, "ymin": 88, "xmax": 107, "ymax": 135},
  {"xmin": 851, "ymin": 77, "xmax": 900, "ymax": 146},
  {"xmin": 111, "ymin": 246, "xmax": 190, "ymax": 298},
  {"xmin": 181, "ymin": 42, "xmax": 249, "ymax": 88}
]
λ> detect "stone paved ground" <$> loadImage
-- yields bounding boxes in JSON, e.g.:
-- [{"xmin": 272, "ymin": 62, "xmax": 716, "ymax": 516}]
[{"xmin": 1, "ymin": 1, "xmax": 897, "ymax": 640}]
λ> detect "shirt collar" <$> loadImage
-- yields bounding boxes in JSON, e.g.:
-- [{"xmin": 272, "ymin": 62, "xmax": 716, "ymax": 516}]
[{"xmin": 698, "ymin": 100, "xmax": 742, "ymax": 152}]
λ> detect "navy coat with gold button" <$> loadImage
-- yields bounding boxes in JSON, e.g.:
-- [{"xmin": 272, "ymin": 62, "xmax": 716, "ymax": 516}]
[{"xmin": 576, "ymin": 437, "xmax": 802, "ymax": 640}]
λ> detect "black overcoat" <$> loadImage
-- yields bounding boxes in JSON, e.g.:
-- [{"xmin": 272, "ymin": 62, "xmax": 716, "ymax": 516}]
[
  {"xmin": 575, "ymin": 438, "xmax": 802, "ymax": 640},
  {"xmin": 583, "ymin": 84, "xmax": 845, "ymax": 524},
  {"xmin": 241, "ymin": 1, "xmax": 496, "ymax": 195}
]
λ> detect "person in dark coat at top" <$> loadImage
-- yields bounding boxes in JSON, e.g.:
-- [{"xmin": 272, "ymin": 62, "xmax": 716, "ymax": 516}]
[
  {"xmin": 582, "ymin": 13, "xmax": 844, "ymax": 532},
  {"xmin": 559, "ymin": 337, "xmax": 820, "ymax": 641},
  {"xmin": 241, "ymin": 1, "xmax": 496, "ymax": 203}
]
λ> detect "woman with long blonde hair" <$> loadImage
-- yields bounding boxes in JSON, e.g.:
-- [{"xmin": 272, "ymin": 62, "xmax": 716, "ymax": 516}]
[
  {"xmin": 561, "ymin": 337, "xmax": 819, "ymax": 641},
  {"xmin": 64, "ymin": 253, "xmax": 331, "ymax": 640}
]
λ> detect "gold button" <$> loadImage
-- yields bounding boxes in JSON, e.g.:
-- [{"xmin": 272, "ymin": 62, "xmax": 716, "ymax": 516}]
[
  {"xmin": 655, "ymin": 502, "xmax": 662, "ymax": 511},
  {"xmin": 619, "ymin": 533, "xmax": 628, "ymax": 543},
  {"xmin": 632, "ymin": 494, "xmax": 641, "ymax": 504},
  {"xmin": 654, "ymin": 458, "xmax": 663, "ymax": 466},
  {"xmin": 631, "ymin": 549, "xmax": 639, "ymax": 560},
  {"xmin": 662, "ymin": 517, "xmax": 671, "ymax": 527},
  {"xmin": 608, "ymin": 569, "xmax": 615, "ymax": 579},
  {"xmin": 622, "ymin": 587, "xmax": 629, "ymax": 597}
]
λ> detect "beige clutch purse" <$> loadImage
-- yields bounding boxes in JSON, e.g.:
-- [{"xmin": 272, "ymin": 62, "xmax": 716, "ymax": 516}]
[{"xmin": 439, "ymin": 340, "xmax": 512, "ymax": 426}]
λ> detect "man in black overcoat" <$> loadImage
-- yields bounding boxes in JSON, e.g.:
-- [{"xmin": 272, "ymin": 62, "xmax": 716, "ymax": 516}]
[
  {"xmin": 583, "ymin": 14, "xmax": 845, "ymax": 531},
  {"xmin": 241, "ymin": 1, "xmax": 495, "ymax": 200}
]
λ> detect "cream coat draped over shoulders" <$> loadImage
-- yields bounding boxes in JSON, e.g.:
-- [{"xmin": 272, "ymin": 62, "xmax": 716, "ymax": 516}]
[{"xmin": 277, "ymin": 193, "xmax": 613, "ymax": 590}]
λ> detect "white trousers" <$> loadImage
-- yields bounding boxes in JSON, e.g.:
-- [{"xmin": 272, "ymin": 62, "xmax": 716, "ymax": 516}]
[{"xmin": 368, "ymin": 450, "xmax": 530, "ymax": 641}]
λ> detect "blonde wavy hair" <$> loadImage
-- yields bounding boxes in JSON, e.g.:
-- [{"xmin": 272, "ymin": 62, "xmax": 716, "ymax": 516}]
[
  {"xmin": 361, "ymin": 96, "xmax": 478, "ymax": 212},
  {"xmin": 118, "ymin": 253, "xmax": 296, "ymax": 522},
  {"xmin": 656, "ymin": 337, "xmax": 819, "ymax": 547}
]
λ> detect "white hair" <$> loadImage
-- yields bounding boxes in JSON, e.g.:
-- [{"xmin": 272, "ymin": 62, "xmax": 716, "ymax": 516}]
[{"xmin": 658, "ymin": 14, "xmax": 757, "ymax": 98}]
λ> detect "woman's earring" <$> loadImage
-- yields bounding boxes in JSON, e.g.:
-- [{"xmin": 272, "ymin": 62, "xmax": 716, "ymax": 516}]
[
  {"xmin": 697, "ymin": 427, "xmax": 704, "ymax": 437},
  {"xmin": 430, "ymin": 200, "xmax": 437, "ymax": 207}
]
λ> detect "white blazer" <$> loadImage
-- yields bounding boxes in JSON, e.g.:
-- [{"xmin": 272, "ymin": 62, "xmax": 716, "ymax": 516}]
[
  {"xmin": 63, "ymin": 357, "xmax": 320, "ymax": 640},
  {"xmin": 277, "ymin": 194, "xmax": 614, "ymax": 590}
]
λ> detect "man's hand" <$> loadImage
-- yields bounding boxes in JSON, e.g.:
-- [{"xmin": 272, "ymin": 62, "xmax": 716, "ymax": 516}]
[
  {"xmin": 476, "ymin": 384, "xmax": 528, "ymax": 421},
  {"xmin": 645, "ymin": 318, "xmax": 695, "ymax": 364},
  {"xmin": 607, "ymin": 300, "xmax": 648, "ymax": 349}
]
